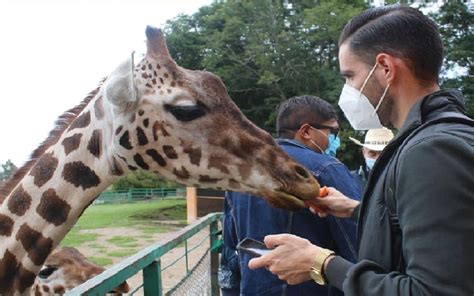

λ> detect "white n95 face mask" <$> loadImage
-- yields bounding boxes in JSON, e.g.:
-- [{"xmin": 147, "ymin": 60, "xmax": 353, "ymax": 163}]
[{"xmin": 338, "ymin": 63, "xmax": 390, "ymax": 130}]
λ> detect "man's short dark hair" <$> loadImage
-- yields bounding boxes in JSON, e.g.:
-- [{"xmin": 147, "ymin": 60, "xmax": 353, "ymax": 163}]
[
  {"xmin": 276, "ymin": 95, "xmax": 337, "ymax": 139},
  {"xmin": 339, "ymin": 4, "xmax": 443, "ymax": 84}
]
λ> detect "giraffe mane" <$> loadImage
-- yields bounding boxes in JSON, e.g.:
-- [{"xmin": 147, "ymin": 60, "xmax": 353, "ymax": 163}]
[{"xmin": 0, "ymin": 78, "xmax": 106, "ymax": 204}]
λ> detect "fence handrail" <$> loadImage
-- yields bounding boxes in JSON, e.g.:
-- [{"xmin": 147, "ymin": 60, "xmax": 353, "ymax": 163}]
[{"xmin": 66, "ymin": 212, "xmax": 222, "ymax": 295}]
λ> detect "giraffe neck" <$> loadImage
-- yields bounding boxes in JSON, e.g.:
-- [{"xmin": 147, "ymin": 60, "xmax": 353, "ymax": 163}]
[{"xmin": 0, "ymin": 92, "xmax": 126, "ymax": 294}]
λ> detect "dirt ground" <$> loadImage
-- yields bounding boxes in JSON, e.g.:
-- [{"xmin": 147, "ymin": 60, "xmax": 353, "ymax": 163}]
[{"xmin": 75, "ymin": 224, "xmax": 212, "ymax": 295}]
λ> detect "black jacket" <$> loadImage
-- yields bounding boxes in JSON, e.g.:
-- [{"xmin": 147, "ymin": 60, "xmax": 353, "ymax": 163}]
[{"xmin": 325, "ymin": 89, "xmax": 474, "ymax": 295}]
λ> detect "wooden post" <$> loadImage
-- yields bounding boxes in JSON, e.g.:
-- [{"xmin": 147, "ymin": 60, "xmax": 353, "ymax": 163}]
[
  {"xmin": 143, "ymin": 259, "xmax": 162, "ymax": 296},
  {"xmin": 186, "ymin": 187, "xmax": 197, "ymax": 223}
]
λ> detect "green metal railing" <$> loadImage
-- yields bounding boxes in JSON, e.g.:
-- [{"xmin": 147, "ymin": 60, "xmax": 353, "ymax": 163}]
[
  {"xmin": 94, "ymin": 187, "xmax": 186, "ymax": 204},
  {"xmin": 66, "ymin": 213, "xmax": 222, "ymax": 296}
]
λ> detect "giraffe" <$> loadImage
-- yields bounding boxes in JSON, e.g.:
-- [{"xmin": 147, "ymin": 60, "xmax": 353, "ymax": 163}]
[
  {"xmin": 31, "ymin": 247, "xmax": 129, "ymax": 295},
  {"xmin": 0, "ymin": 26, "xmax": 320, "ymax": 295}
]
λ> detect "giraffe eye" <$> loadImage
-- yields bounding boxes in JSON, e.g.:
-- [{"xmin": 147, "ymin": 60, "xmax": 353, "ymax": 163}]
[
  {"xmin": 165, "ymin": 103, "xmax": 207, "ymax": 122},
  {"xmin": 38, "ymin": 266, "xmax": 58, "ymax": 279}
]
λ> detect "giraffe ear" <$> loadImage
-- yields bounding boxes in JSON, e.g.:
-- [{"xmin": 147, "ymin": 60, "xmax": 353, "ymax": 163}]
[{"xmin": 104, "ymin": 53, "xmax": 139, "ymax": 113}]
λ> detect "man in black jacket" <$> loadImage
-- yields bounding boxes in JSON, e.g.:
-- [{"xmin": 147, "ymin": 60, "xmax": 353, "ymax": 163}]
[{"xmin": 248, "ymin": 4, "xmax": 474, "ymax": 295}]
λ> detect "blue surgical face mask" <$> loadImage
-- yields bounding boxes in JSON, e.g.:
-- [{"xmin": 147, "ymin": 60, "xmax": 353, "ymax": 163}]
[
  {"xmin": 325, "ymin": 134, "xmax": 340, "ymax": 157},
  {"xmin": 365, "ymin": 157, "xmax": 376, "ymax": 170}
]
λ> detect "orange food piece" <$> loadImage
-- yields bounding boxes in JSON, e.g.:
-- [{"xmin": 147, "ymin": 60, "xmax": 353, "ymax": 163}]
[
  {"xmin": 305, "ymin": 187, "xmax": 329, "ymax": 214},
  {"xmin": 319, "ymin": 186, "xmax": 329, "ymax": 197}
]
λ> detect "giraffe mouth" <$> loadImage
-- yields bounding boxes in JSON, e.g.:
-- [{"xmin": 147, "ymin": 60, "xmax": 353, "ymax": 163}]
[{"xmin": 267, "ymin": 190, "xmax": 308, "ymax": 210}]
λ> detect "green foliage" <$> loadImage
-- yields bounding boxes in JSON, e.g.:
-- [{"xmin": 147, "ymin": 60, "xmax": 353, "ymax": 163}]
[
  {"xmin": 0, "ymin": 159, "xmax": 17, "ymax": 181},
  {"xmin": 111, "ymin": 170, "xmax": 177, "ymax": 190},
  {"xmin": 431, "ymin": 1, "xmax": 473, "ymax": 117},
  {"xmin": 164, "ymin": 0, "xmax": 471, "ymax": 168},
  {"xmin": 106, "ymin": 236, "xmax": 139, "ymax": 248}
]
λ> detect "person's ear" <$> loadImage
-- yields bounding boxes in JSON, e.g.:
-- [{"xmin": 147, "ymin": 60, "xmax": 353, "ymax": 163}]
[
  {"xmin": 298, "ymin": 123, "xmax": 312, "ymax": 140},
  {"xmin": 375, "ymin": 53, "xmax": 397, "ymax": 86}
]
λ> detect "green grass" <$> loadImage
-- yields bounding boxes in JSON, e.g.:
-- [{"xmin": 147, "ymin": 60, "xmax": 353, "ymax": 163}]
[
  {"xmin": 89, "ymin": 257, "xmax": 113, "ymax": 266},
  {"xmin": 61, "ymin": 199, "xmax": 186, "ymax": 249},
  {"xmin": 61, "ymin": 231, "xmax": 98, "ymax": 247},
  {"xmin": 107, "ymin": 236, "xmax": 140, "ymax": 248},
  {"xmin": 107, "ymin": 249, "xmax": 138, "ymax": 258}
]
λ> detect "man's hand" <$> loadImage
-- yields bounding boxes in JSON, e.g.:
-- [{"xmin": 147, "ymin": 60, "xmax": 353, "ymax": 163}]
[
  {"xmin": 248, "ymin": 234, "xmax": 320, "ymax": 285},
  {"xmin": 306, "ymin": 187, "xmax": 360, "ymax": 218}
]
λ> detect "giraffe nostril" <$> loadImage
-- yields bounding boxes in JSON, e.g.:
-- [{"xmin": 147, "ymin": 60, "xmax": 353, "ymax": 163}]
[{"xmin": 294, "ymin": 165, "xmax": 310, "ymax": 179}]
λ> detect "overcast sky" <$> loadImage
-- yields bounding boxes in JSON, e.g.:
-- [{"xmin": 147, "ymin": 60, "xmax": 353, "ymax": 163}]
[{"xmin": 0, "ymin": 0, "xmax": 212, "ymax": 167}]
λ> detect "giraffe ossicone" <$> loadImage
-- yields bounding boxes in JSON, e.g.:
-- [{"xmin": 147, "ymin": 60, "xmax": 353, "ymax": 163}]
[{"xmin": 0, "ymin": 26, "xmax": 320, "ymax": 294}]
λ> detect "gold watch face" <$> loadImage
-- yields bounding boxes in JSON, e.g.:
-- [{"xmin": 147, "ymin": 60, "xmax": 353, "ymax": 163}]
[{"xmin": 310, "ymin": 268, "xmax": 325, "ymax": 285}]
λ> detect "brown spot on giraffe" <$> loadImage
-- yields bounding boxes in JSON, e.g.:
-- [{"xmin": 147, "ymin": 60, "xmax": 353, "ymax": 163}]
[
  {"xmin": 141, "ymin": 73, "xmax": 149, "ymax": 79},
  {"xmin": 138, "ymin": 109, "xmax": 145, "ymax": 116},
  {"xmin": 16, "ymin": 224, "xmax": 53, "ymax": 266},
  {"xmin": 159, "ymin": 77, "xmax": 164, "ymax": 84},
  {"xmin": 143, "ymin": 118, "xmax": 149, "ymax": 128},
  {"xmin": 180, "ymin": 139, "xmax": 202, "ymax": 166},
  {"xmin": 62, "ymin": 133, "xmax": 83, "ymax": 156},
  {"xmin": 62, "ymin": 161, "xmax": 101, "ymax": 190},
  {"xmin": 171, "ymin": 81, "xmax": 176, "ymax": 87},
  {"xmin": 238, "ymin": 164, "xmax": 252, "ymax": 181},
  {"xmin": 128, "ymin": 165, "xmax": 138, "ymax": 171},
  {"xmin": 163, "ymin": 145, "xmax": 178, "ymax": 159},
  {"xmin": 18, "ymin": 264, "xmax": 36, "ymax": 293},
  {"xmin": 67, "ymin": 111, "xmax": 91, "ymax": 131},
  {"xmin": 152, "ymin": 78, "xmax": 157, "ymax": 85},
  {"xmin": 173, "ymin": 166, "xmax": 190, "ymax": 180},
  {"xmin": 87, "ymin": 129, "xmax": 102, "ymax": 158},
  {"xmin": 167, "ymin": 89, "xmax": 172, "ymax": 94},
  {"xmin": 115, "ymin": 125, "xmax": 123, "ymax": 135},
  {"xmin": 53, "ymin": 285, "xmax": 66, "ymax": 294},
  {"xmin": 146, "ymin": 149, "xmax": 167, "ymax": 167},
  {"xmin": 164, "ymin": 73, "xmax": 169, "ymax": 78},
  {"xmin": 0, "ymin": 214, "xmax": 14, "ymax": 236},
  {"xmin": 199, "ymin": 175, "xmax": 222, "ymax": 183},
  {"xmin": 133, "ymin": 154, "xmax": 149, "ymax": 170},
  {"xmin": 37, "ymin": 189, "xmax": 71, "ymax": 226},
  {"xmin": 208, "ymin": 155, "xmax": 230, "ymax": 174},
  {"xmin": 119, "ymin": 131, "xmax": 133, "ymax": 150},
  {"xmin": 29, "ymin": 153, "xmax": 59, "ymax": 188},
  {"xmin": 136, "ymin": 127, "xmax": 149, "ymax": 146},
  {"xmin": 93, "ymin": 96, "xmax": 104, "ymax": 120},
  {"xmin": 152, "ymin": 121, "xmax": 170, "ymax": 139},
  {"xmin": 0, "ymin": 249, "xmax": 18, "ymax": 294},
  {"xmin": 129, "ymin": 113, "xmax": 136, "ymax": 123},
  {"xmin": 8, "ymin": 185, "xmax": 32, "ymax": 216},
  {"xmin": 229, "ymin": 179, "xmax": 241, "ymax": 190},
  {"xmin": 109, "ymin": 156, "xmax": 124, "ymax": 176}
]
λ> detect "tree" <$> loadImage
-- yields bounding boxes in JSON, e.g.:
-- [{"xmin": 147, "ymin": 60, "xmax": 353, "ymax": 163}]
[
  {"xmin": 111, "ymin": 170, "xmax": 177, "ymax": 191},
  {"xmin": 0, "ymin": 159, "xmax": 18, "ymax": 181},
  {"xmin": 431, "ymin": 1, "xmax": 474, "ymax": 117}
]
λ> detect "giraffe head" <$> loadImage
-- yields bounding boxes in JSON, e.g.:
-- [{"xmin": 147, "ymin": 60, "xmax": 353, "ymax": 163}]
[
  {"xmin": 32, "ymin": 247, "xmax": 129, "ymax": 295},
  {"xmin": 104, "ymin": 27, "xmax": 319, "ymax": 209}
]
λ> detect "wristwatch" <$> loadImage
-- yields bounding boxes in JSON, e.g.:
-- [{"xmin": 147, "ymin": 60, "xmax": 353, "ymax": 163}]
[{"xmin": 309, "ymin": 248, "xmax": 335, "ymax": 285}]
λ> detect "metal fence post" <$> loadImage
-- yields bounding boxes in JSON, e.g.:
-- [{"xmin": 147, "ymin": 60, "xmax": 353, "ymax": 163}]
[
  {"xmin": 143, "ymin": 259, "xmax": 162, "ymax": 296},
  {"xmin": 209, "ymin": 220, "xmax": 219, "ymax": 295}
]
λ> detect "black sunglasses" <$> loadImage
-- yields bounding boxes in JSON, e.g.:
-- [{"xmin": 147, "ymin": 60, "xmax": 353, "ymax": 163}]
[{"xmin": 308, "ymin": 123, "xmax": 340, "ymax": 137}]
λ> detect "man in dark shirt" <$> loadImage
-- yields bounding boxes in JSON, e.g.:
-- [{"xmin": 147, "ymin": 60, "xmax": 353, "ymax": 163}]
[
  {"xmin": 248, "ymin": 4, "xmax": 474, "ymax": 295},
  {"xmin": 222, "ymin": 96, "xmax": 360, "ymax": 295}
]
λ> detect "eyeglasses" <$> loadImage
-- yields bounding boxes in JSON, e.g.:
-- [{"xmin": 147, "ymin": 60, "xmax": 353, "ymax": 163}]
[{"xmin": 308, "ymin": 123, "xmax": 340, "ymax": 137}]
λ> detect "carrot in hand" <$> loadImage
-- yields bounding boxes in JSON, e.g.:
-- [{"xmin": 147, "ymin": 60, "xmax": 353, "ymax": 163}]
[{"xmin": 305, "ymin": 186, "xmax": 329, "ymax": 214}]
